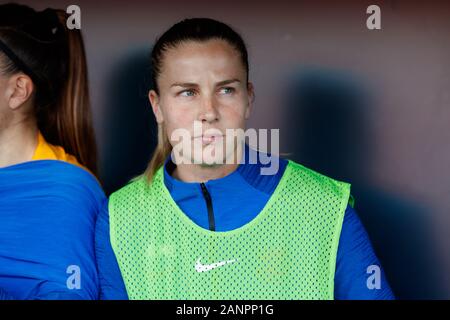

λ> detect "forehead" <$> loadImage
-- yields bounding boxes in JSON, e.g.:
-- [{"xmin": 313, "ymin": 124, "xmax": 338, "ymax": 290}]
[{"xmin": 159, "ymin": 39, "xmax": 245, "ymax": 83}]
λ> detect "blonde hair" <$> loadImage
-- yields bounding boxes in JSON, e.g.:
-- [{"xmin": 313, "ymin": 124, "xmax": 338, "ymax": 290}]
[{"xmin": 143, "ymin": 123, "xmax": 172, "ymax": 182}]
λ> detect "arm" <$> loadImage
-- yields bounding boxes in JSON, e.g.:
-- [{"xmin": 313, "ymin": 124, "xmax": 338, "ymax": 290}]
[
  {"xmin": 334, "ymin": 205, "xmax": 395, "ymax": 300},
  {"xmin": 0, "ymin": 288, "xmax": 15, "ymax": 300},
  {"xmin": 95, "ymin": 199, "xmax": 129, "ymax": 300}
]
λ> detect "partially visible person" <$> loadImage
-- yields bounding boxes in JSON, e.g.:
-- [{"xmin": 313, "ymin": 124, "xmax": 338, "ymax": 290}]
[{"xmin": 0, "ymin": 3, "xmax": 103, "ymax": 299}]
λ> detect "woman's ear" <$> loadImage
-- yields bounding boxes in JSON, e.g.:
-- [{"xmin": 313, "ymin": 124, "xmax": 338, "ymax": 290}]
[
  {"xmin": 148, "ymin": 89, "xmax": 164, "ymax": 124},
  {"xmin": 6, "ymin": 74, "xmax": 34, "ymax": 111},
  {"xmin": 245, "ymin": 82, "xmax": 255, "ymax": 119}
]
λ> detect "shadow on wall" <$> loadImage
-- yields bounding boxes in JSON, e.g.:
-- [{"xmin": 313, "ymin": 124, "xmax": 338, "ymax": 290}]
[
  {"xmin": 283, "ymin": 68, "xmax": 447, "ymax": 299},
  {"xmin": 99, "ymin": 47, "xmax": 158, "ymax": 196}
]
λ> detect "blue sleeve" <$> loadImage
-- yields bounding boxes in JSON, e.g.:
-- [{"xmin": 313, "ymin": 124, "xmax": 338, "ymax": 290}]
[
  {"xmin": 95, "ymin": 199, "xmax": 129, "ymax": 300},
  {"xmin": 334, "ymin": 205, "xmax": 395, "ymax": 300},
  {"xmin": 0, "ymin": 288, "xmax": 15, "ymax": 300},
  {"xmin": 0, "ymin": 161, "xmax": 105, "ymax": 300}
]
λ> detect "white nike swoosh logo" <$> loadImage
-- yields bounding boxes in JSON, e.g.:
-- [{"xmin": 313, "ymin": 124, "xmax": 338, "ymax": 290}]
[{"xmin": 195, "ymin": 258, "xmax": 237, "ymax": 273}]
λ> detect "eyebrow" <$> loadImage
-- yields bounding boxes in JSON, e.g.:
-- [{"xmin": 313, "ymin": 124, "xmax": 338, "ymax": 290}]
[{"xmin": 170, "ymin": 78, "xmax": 241, "ymax": 88}]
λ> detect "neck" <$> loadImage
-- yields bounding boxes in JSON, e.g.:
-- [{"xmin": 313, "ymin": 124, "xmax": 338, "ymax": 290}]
[
  {"xmin": 0, "ymin": 116, "xmax": 38, "ymax": 168},
  {"xmin": 172, "ymin": 162, "xmax": 240, "ymax": 183}
]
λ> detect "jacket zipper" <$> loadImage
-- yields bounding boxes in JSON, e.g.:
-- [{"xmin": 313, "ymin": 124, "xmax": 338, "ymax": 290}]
[{"xmin": 200, "ymin": 183, "xmax": 215, "ymax": 231}]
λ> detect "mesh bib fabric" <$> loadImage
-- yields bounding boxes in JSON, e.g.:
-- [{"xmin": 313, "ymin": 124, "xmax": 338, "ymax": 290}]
[{"xmin": 109, "ymin": 160, "xmax": 350, "ymax": 300}]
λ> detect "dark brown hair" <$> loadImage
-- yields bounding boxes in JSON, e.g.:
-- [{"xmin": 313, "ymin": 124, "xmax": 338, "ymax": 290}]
[{"xmin": 0, "ymin": 3, "xmax": 97, "ymax": 175}]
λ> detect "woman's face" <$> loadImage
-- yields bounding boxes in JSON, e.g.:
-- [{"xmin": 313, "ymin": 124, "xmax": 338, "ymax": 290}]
[{"xmin": 149, "ymin": 39, "xmax": 254, "ymax": 166}]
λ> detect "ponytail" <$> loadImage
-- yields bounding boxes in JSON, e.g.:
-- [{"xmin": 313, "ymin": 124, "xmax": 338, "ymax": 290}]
[
  {"xmin": 144, "ymin": 123, "xmax": 171, "ymax": 182},
  {"xmin": 51, "ymin": 10, "xmax": 97, "ymax": 175}
]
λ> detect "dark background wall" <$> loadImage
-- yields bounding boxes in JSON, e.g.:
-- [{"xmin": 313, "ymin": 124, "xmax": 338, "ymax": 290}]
[{"xmin": 15, "ymin": 0, "xmax": 450, "ymax": 299}]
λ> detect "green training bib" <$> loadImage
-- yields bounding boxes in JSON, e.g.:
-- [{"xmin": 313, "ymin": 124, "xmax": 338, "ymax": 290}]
[{"xmin": 109, "ymin": 160, "xmax": 351, "ymax": 300}]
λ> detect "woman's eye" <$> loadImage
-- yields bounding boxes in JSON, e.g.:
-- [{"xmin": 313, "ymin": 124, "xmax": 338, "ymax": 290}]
[
  {"xmin": 220, "ymin": 87, "xmax": 235, "ymax": 95},
  {"xmin": 179, "ymin": 89, "xmax": 196, "ymax": 97}
]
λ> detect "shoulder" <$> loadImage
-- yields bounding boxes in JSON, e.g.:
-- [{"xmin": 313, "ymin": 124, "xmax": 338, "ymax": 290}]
[
  {"xmin": 3, "ymin": 160, "xmax": 105, "ymax": 209},
  {"xmin": 110, "ymin": 175, "xmax": 148, "ymax": 201},
  {"xmin": 108, "ymin": 174, "xmax": 158, "ymax": 215},
  {"xmin": 108, "ymin": 169, "xmax": 171, "ymax": 223},
  {"xmin": 284, "ymin": 158, "xmax": 351, "ymax": 192},
  {"xmin": 41, "ymin": 160, "xmax": 102, "ymax": 193},
  {"xmin": 0, "ymin": 161, "xmax": 105, "ymax": 234},
  {"xmin": 279, "ymin": 159, "xmax": 352, "ymax": 217}
]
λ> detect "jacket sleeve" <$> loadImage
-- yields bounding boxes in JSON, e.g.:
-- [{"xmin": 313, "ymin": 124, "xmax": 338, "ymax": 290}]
[
  {"xmin": 334, "ymin": 205, "xmax": 395, "ymax": 300},
  {"xmin": 95, "ymin": 199, "xmax": 129, "ymax": 300}
]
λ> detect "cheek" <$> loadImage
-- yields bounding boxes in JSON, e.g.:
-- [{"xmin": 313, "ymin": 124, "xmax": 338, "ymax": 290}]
[
  {"xmin": 161, "ymin": 104, "xmax": 195, "ymax": 142},
  {"xmin": 219, "ymin": 97, "xmax": 249, "ymax": 124},
  {"xmin": 164, "ymin": 105, "xmax": 195, "ymax": 129},
  {"xmin": 161, "ymin": 96, "xmax": 195, "ymax": 123}
]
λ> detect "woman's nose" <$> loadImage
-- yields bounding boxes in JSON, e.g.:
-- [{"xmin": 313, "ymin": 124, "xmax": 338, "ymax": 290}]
[{"xmin": 199, "ymin": 96, "xmax": 219, "ymax": 123}]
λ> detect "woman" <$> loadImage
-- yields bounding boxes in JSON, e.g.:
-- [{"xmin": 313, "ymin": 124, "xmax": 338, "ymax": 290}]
[
  {"xmin": 96, "ymin": 18, "xmax": 395, "ymax": 299},
  {"xmin": 0, "ymin": 4, "xmax": 103, "ymax": 299}
]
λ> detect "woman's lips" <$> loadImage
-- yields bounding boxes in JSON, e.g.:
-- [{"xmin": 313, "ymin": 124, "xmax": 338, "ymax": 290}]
[{"xmin": 194, "ymin": 135, "xmax": 223, "ymax": 145}]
